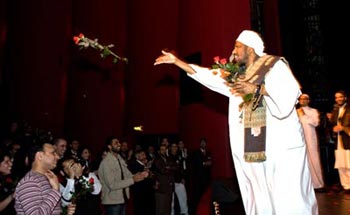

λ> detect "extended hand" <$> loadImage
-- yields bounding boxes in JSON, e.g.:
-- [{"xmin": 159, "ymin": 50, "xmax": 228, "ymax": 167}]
[{"xmin": 154, "ymin": 50, "xmax": 177, "ymax": 65}]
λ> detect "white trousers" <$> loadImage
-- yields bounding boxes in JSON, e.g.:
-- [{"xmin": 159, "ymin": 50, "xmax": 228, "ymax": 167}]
[{"xmin": 171, "ymin": 182, "xmax": 189, "ymax": 215}]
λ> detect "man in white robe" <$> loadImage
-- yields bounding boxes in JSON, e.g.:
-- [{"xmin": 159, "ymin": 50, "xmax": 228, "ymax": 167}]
[
  {"xmin": 297, "ymin": 94, "xmax": 325, "ymax": 191},
  {"xmin": 154, "ymin": 30, "xmax": 318, "ymax": 215}
]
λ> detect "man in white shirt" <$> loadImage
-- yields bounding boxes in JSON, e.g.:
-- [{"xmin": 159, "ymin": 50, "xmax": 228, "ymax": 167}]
[{"xmin": 297, "ymin": 93, "xmax": 325, "ymax": 192}]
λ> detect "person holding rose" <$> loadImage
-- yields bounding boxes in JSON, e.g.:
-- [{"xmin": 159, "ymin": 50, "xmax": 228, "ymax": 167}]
[
  {"xmin": 59, "ymin": 156, "xmax": 102, "ymax": 215},
  {"xmin": 154, "ymin": 30, "xmax": 318, "ymax": 214}
]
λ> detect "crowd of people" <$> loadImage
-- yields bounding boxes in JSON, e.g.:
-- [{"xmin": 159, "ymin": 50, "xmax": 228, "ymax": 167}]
[
  {"xmin": 0, "ymin": 29, "xmax": 349, "ymax": 215},
  {"xmin": 0, "ymin": 119, "xmax": 214, "ymax": 215}
]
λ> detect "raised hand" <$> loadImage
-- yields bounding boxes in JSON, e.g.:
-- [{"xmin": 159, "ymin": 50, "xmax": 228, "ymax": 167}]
[
  {"xmin": 154, "ymin": 50, "xmax": 177, "ymax": 65},
  {"xmin": 45, "ymin": 170, "xmax": 59, "ymax": 191},
  {"xmin": 154, "ymin": 50, "xmax": 196, "ymax": 75}
]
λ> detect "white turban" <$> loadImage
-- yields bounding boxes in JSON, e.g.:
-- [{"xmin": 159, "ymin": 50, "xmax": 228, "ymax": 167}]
[{"xmin": 236, "ymin": 30, "xmax": 265, "ymax": 56}]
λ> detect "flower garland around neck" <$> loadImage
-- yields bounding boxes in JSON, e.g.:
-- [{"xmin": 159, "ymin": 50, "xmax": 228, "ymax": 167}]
[
  {"xmin": 211, "ymin": 56, "xmax": 253, "ymax": 102},
  {"xmin": 73, "ymin": 33, "xmax": 128, "ymax": 64}
]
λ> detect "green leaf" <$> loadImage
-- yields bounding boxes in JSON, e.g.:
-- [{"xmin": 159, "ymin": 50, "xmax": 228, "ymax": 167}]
[
  {"xmin": 225, "ymin": 63, "xmax": 235, "ymax": 71},
  {"xmin": 102, "ymin": 48, "xmax": 111, "ymax": 57},
  {"xmin": 243, "ymin": 93, "xmax": 253, "ymax": 102},
  {"xmin": 212, "ymin": 64, "xmax": 220, "ymax": 69}
]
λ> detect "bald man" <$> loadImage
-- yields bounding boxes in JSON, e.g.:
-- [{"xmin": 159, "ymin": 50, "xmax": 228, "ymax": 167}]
[{"xmin": 154, "ymin": 30, "xmax": 318, "ymax": 214}]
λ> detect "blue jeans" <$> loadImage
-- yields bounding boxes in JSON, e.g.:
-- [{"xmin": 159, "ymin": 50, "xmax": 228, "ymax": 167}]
[{"xmin": 104, "ymin": 204, "xmax": 126, "ymax": 215}]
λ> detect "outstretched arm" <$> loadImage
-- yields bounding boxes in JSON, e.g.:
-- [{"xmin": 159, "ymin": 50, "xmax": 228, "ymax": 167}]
[{"xmin": 154, "ymin": 50, "xmax": 196, "ymax": 74}]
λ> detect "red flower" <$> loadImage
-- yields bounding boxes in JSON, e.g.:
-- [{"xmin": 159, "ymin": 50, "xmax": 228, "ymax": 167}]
[
  {"xmin": 213, "ymin": 56, "xmax": 220, "ymax": 63},
  {"xmin": 219, "ymin": 58, "xmax": 227, "ymax": 64},
  {"xmin": 73, "ymin": 33, "xmax": 84, "ymax": 45},
  {"xmin": 89, "ymin": 177, "xmax": 94, "ymax": 184}
]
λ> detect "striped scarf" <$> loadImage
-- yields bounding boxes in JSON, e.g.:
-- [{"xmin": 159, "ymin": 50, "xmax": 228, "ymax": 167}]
[{"xmin": 239, "ymin": 55, "xmax": 280, "ymax": 162}]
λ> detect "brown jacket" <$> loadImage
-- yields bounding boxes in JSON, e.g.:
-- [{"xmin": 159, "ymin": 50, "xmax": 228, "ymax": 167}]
[{"xmin": 330, "ymin": 104, "xmax": 350, "ymax": 150}]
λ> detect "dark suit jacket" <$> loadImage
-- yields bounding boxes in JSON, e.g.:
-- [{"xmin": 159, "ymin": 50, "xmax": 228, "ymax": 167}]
[
  {"xmin": 151, "ymin": 153, "xmax": 176, "ymax": 194},
  {"xmin": 330, "ymin": 104, "xmax": 350, "ymax": 149},
  {"xmin": 128, "ymin": 159, "xmax": 153, "ymax": 194},
  {"xmin": 128, "ymin": 159, "xmax": 155, "ymax": 215}
]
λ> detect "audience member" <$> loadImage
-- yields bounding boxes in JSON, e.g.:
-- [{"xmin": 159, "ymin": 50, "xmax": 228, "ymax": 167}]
[
  {"xmin": 152, "ymin": 143, "xmax": 177, "ymax": 215},
  {"xmin": 191, "ymin": 137, "xmax": 212, "ymax": 214},
  {"xmin": 98, "ymin": 136, "xmax": 147, "ymax": 215},
  {"xmin": 65, "ymin": 139, "xmax": 80, "ymax": 160},
  {"xmin": 128, "ymin": 149, "xmax": 155, "ymax": 215},
  {"xmin": 169, "ymin": 142, "xmax": 189, "ymax": 215},
  {"xmin": 52, "ymin": 138, "xmax": 68, "ymax": 160},
  {"xmin": 0, "ymin": 150, "xmax": 15, "ymax": 214},
  {"xmin": 14, "ymin": 142, "xmax": 75, "ymax": 214}
]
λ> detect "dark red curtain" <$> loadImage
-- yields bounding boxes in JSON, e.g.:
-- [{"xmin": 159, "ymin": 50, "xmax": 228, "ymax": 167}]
[{"xmin": 1, "ymin": 0, "xmax": 281, "ymax": 178}]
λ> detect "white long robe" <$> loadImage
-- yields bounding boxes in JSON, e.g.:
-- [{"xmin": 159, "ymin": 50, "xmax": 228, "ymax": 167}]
[
  {"xmin": 188, "ymin": 60, "xmax": 318, "ymax": 215},
  {"xmin": 299, "ymin": 106, "xmax": 325, "ymax": 189}
]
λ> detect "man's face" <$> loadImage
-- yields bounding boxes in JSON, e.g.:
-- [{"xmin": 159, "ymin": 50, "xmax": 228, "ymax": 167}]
[
  {"xmin": 55, "ymin": 139, "xmax": 67, "ymax": 158},
  {"xmin": 137, "ymin": 151, "xmax": 147, "ymax": 164},
  {"xmin": 71, "ymin": 140, "xmax": 80, "ymax": 151},
  {"xmin": 298, "ymin": 95, "xmax": 309, "ymax": 107},
  {"xmin": 41, "ymin": 143, "xmax": 59, "ymax": 170},
  {"xmin": 159, "ymin": 145, "xmax": 167, "ymax": 155},
  {"xmin": 335, "ymin": 93, "xmax": 347, "ymax": 106},
  {"xmin": 110, "ymin": 138, "xmax": 121, "ymax": 153},
  {"xmin": 170, "ymin": 143, "xmax": 178, "ymax": 155},
  {"xmin": 121, "ymin": 142, "xmax": 128, "ymax": 152},
  {"xmin": 231, "ymin": 41, "xmax": 249, "ymax": 65}
]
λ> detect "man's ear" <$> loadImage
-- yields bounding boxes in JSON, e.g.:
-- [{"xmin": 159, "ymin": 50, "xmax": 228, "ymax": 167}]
[
  {"xmin": 36, "ymin": 151, "xmax": 44, "ymax": 161},
  {"xmin": 247, "ymin": 47, "xmax": 253, "ymax": 55}
]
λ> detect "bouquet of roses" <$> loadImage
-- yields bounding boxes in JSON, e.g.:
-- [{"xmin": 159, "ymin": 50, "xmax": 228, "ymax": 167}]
[
  {"xmin": 211, "ymin": 56, "xmax": 245, "ymax": 83},
  {"xmin": 71, "ymin": 176, "xmax": 94, "ymax": 203},
  {"xmin": 212, "ymin": 56, "xmax": 253, "ymax": 103},
  {"xmin": 61, "ymin": 176, "xmax": 94, "ymax": 215}
]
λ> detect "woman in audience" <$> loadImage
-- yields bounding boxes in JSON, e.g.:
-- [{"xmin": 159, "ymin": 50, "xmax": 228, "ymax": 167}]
[{"xmin": 0, "ymin": 150, "xmax": 16, "ymax": 214}]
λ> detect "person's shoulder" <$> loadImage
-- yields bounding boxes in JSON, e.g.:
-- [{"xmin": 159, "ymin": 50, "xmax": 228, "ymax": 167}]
[{"xmin": 16, "ymin": 171, "xmax": 42, "ymax": 186}]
